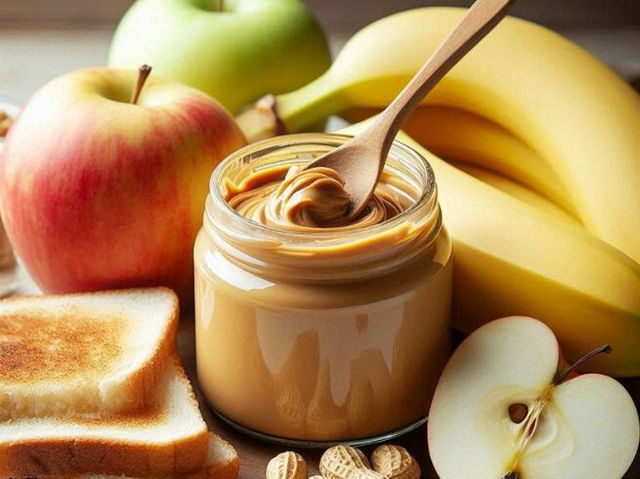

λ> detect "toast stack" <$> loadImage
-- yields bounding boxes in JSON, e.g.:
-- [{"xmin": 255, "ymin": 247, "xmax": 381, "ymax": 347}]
[{"xmin": 0, "ymin": 288, "xmax": 238, "ymax": 479}]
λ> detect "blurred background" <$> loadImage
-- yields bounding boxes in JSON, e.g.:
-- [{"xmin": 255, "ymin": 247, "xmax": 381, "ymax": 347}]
[
  {"xmin": 1, "ymin": 0, "xmax": 639, "ymax": 102},
  {"xmin": 2, "ymin": 0, "xmax": 639, "ymax": 29}
]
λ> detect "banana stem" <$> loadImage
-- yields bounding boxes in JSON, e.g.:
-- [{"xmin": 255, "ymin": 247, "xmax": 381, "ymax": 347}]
[
  {"xmin": 130, "ymin": 64, "xmax": 152, "ymax": 105},
  {"xmin": 236, "ymin": 95, "xmax": 285, "ymax": 142},
  {"xmin": 276, "ymin": 73, "xmax": 348, "ymax": 133},
  {"xmin": 236, "ymin": 75, "xmax": 346, "ymax": 142}
]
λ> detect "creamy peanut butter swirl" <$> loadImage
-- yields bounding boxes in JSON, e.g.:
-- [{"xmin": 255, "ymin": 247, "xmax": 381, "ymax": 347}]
[{"xmin": 225, "ymin": 165, "xmax": 416, "ymax": 231}]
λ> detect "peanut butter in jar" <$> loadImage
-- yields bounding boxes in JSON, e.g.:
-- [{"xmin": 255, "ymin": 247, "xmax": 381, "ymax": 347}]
[{"xmin": 194, "ymin": 134, "xmax": 453, "ymax": 445}]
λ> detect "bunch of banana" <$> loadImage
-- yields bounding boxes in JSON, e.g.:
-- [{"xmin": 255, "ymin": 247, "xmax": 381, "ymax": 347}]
[
  {"xmin": 237, "ymin": 8, "xmax": 640, "ymax": 375},
  {"xmin": 344, "ymin": 106, "xmax": 575, "ymax": 213},
  {"xmin": 345, "ymin": 122, "xmax": 640, "ymax": 376}
]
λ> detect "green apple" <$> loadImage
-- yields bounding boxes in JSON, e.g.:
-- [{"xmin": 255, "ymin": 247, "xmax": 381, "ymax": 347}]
[{"xmin": 108, "ymin": 0, "xmax": 332, "ymax": 114}]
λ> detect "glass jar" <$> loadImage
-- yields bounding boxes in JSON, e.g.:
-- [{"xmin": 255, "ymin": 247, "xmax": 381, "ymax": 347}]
[{"xmin": 194, "ymin": 133, "xmax": 453, "ymax": 446}]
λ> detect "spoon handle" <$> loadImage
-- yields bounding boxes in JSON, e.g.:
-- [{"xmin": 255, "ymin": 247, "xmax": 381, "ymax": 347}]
[{"xmin": 369, "ymin": 0, "xmax": 515, "ymax": 156}]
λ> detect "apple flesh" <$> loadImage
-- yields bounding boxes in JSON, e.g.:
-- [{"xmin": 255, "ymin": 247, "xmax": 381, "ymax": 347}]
[
  {"xmin": 0, "ymin": 67, "xmax": 245, "ymax": 301},
  {"xmin": 427, "ymin": 316, "xmax": 639, "ymax": 479},
  {"xmin": 109, "ymin": 0, "xmax": 332, "ymax": 114}
]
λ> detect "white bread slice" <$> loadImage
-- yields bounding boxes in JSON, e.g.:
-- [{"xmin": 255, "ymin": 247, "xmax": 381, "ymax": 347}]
[
  {"xmin": 0, "ymin": 354, "xmax": 209, "ymax": 478},
  {"xmin": 0, "ymin": 288, "xmax": 178, "ymax": 418},
  {"xmin": 50, "ymin": 434, "xmax": 240, "ymax": 479}
]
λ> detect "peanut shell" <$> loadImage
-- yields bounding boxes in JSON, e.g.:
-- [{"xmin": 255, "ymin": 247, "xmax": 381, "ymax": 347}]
[
  {"xmin": 266, "ymin": 451, "xmax": 308, "ymax": 479},
  {"xmin": 370, "ymin": 444, "xmax": 420, "ymax": 479},
  {"xmin": 320, "ymin": 445, "xmax": 383, "ymax": 479}
]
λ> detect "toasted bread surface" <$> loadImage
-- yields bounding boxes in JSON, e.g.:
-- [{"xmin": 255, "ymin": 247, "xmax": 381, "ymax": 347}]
[
  {"xmin": 0, "ymin": 355, "xmax": 209, "ymax": 478},
  {"xmin": 0, "ymin": 288, "xmax": 178, "ymax": 417},
  {"xmin": 1, "ymin": 310, "xmax": 126, "ymax": 383}
]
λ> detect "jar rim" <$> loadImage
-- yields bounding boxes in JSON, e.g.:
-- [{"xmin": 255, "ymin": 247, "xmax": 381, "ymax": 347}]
[
  {"xmin": 207, "ymin": 133, "xmax": 436, "ymax": 245},
  {"xmin": 203, "ymin": 133, "xmax": 442, "ymax": 281}
]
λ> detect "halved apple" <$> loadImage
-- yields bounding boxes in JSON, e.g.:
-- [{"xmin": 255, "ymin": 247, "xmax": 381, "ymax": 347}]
[{"xmin": 427, "ymin": 316, "xmax": 639, "ymax": 479}]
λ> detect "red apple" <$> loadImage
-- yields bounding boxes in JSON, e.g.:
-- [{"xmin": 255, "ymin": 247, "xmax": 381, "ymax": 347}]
[{"xmin": 0, "ymin": 66, "xmax": 245, "ymax": 301}]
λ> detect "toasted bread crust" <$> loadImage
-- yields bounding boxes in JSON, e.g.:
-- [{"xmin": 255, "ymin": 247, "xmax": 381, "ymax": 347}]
[
  {"xmin": 0, "ymin": 287, "xmax": 179, "ymax": 417},
  {"xmin": 107, "ymin": 288, "xmax": 179, "ymax": 413},
  {"xmin": 181, "ymin": 435, "xmax": 239, "ymax": 479},
  {"xmin": 0, "ymin": 433, "xmax": 209, "ymax": 478},
  {"xmin": 39, "ymin": 434, "xmax": 239, "ymax": 479}
]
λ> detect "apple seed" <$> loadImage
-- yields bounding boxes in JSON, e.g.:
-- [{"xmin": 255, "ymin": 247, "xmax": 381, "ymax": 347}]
[{"xmin": 507, "ymin": 403, "xmax": 528, "ymax": 424}]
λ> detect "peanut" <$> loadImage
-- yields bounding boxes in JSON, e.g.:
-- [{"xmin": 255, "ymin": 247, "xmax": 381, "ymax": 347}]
[
  {"xmin": 266, "ymin": 451, "xmax": 308, "ymax": 479},
  {"xmin": 370, "ymin": 445, "xmax": 420, "ymax": 479},
  {"xmin": 319, "ymin": 445, "xmax": 383, "ymax": 479}
]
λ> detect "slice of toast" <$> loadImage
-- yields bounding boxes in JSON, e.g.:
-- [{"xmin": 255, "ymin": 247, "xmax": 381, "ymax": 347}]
[
  {"xmin": 0, "ymin": 354, "xmax": 210, "ymax": 478},
  {"xmin": 49, "ymin": 433, "xmax": 240, "ymax": 479},
  {"xmin": 0, "ymin": 288, "xmax": 179, "ymax": 418}
]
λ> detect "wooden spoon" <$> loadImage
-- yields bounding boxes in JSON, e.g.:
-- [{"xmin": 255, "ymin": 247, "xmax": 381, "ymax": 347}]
[{"xmin": 305, "ymin": 0, "xmax": 516, "ymax": 219}]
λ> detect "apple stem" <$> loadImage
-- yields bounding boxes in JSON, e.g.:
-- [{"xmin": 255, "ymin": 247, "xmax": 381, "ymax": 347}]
[
  {"xmin": 215, "ymin": 0, "xmax": 224, "ymax": 11},
  {"xmin": 130, "ymin": 64, "xmax": 153, "ymax": 105},
  {"xmin": 554, "ymin": 344, "xmax": 612, "ymax": 385}
]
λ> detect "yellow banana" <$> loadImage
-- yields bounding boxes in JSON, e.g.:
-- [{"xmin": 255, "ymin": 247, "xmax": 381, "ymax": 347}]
[
  {"xmin": 448, "ymin": 162, "xmax": 581, "ymax": 228},
  {"xmin": 343, "ymin": 106, "xmax": 576, "ymax": 216},
  {"xmin": 339, "ymin": 119, "xmax": 640, "ymax": 376},
  {"xmin": 239, "ymin": 8, "xmax": 640, "ymax": 263},
  {"xmin": 346, "ymin": 105, "xmax": 581, "ymax": 224}
]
